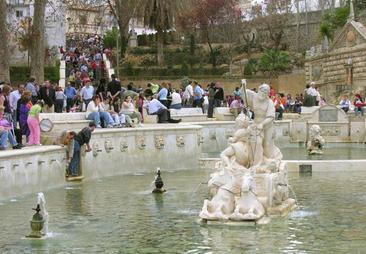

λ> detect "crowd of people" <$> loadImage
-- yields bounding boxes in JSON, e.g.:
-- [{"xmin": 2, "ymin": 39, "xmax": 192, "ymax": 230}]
[{"xmin": 339, "ymin": 93, "xmax": 366, "ymax": 116}]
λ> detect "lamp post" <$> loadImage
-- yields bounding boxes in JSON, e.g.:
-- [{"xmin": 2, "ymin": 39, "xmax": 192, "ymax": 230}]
[
  {"xmin": 113, "ymin": 19, "xmax": 119, "ymax": 78},
  {"xmin": 116, "ymin": 29, "xmax": 119, "ymax": 78}
]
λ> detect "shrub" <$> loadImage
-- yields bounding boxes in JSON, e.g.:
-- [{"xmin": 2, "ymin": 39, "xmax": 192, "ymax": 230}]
[
  {"xmin": 103, "ymin": 27, "xmax": 118, "ymax": 49},
  {"xmin": 181, "ymin": 62, "xmax": 189, "ymax": 76},
  {"xmin": 10, "ymin": 66, "xmax": 60, "ymax": 84},
  {"xmin": 258, "ymin": 49, "xmax": 291, "ymax": 78}
]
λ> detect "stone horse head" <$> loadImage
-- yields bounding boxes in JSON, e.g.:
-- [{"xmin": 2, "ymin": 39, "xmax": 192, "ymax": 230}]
[
  {"xmin": 208, "ymin": 168, "xmax": 233, "ymax": 196},
  {"xmin": 241, "ymin": 173, "xmax": 256, "ymax": 194}
]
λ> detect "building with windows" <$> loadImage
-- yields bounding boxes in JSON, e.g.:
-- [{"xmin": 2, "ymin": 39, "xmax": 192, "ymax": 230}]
[{"xmin": 7, "ymin": 0, "xmax": 66, "ymax": 64}]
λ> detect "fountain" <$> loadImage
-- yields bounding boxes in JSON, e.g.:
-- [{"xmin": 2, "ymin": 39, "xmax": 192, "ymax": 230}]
[
  {"xmin": 199, "ymin": 83, "xmax": 296, "ymax": 223},
  {"xmin": 307, "ymin": 125, "xmax": 325, "ymax": 155},
  {"xmin": 152, "ymin": 168, "xmax": 166, "ymax": 193},
  {"xmin": 26, "ymin": 192, "xmax": 49, "ymax": 238}
]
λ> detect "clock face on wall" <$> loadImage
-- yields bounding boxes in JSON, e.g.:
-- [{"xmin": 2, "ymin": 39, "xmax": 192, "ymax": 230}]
[{"xmin": 40, "ymin": 119, "xmax": 54, "ymax": 132}]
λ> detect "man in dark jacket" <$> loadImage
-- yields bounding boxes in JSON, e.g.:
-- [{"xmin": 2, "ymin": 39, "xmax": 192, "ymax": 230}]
[
  {"xmin": 107, "ymin": 74, "xmax": 121, "ymax": 113},
  {"xmin": 38, "ymin": 80, "xmax": 56, "ymax": 113},
  {"xmin": 68, "ymin": 122, "xmax": 96, "ymax": 177},
  {"xmin": 207, "ymin": 82, "xmax": 216, "ymax": 118},
  {"xmin": 214, "ymin": 82, "xmax": 224, "ymax": 107}
]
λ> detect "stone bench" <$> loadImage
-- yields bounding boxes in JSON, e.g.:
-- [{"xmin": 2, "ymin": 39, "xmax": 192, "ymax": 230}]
[
  {"xmin": 169, "ymin": 108, "xmax": 208, "ymax": 122},
  {"xmin": 143, "ymin": 108, "xmax": 210, "ymax": 123},
  {"xmin": 214, "ymin": 107, "xmax": 235, "ymax": 121}
]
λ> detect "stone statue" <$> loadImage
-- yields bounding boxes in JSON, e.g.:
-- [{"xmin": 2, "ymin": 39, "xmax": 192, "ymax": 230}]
[
  {"xmin": 199, "ymin": 82, "xmax": 295, "ymax": 223},
  {"xmin": 229, "ymin": 173, "xmax": 265, "ymax": 221},
  {"xmin": 241, "ymin": 83, "xmax": 283, "ymax": 163},
  {"xmin": 200, "ymin": 169, "xmax": 238, "ymax": 220},
  {"xmin": 307, "ymin": 125, "xmax": 325, "ymax": 155}
]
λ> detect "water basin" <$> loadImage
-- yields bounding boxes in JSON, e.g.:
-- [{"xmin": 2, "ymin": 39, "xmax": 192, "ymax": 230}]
[{"xmin": 0, "ymin": 170, "xmax": 365, "ymax": 253}]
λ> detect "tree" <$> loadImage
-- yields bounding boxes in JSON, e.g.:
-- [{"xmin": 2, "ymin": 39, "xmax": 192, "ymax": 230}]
[
  {"xmin": 181, "ymin": 0, "xmax": 239, "ymax": 67},
  {"xmin": 103, "ymin": 27, "xmax": 118, "ymax": 49},
  {"xmin": 107, "ymin": 0, "xmax": 138, "ymax": 59},
  {"xmin": 140, "ymin": 0, "xmax": 183, "ymax": 66},
  {"xmin": 249, "ymin": 0, "xmax": 292, "ymax": 50},
  {"xmin": 0, "ymin": 0, "xmax": 10, "ymax": 82},
  {"xmin": 319, "ymin": 5, "xmax": 349, "ymax": 40},
  {"xmin": 30, "ymin": 0, "xmax": 47, "ymax": 84},
  {"xmin": 258, "ymin": 49, "xmax": 291, "ymax": 78}
]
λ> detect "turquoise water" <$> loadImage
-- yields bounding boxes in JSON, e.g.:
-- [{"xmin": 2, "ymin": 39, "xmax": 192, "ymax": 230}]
[{"xmin": 1, "ymin": 169, "xmax": 366, "ymax": 253}]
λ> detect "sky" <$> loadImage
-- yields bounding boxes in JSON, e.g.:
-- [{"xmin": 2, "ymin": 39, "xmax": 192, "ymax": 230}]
[{"xmin": 248, "ymin": 0, "xmax": 344, "ymax": 12}]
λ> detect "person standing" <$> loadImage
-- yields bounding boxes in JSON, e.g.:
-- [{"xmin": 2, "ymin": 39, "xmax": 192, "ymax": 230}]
[
  {"xmin": 68, "ymin": 123, "xmax": 95, "ymax": 177},
  {"xmin": 107, "ymin": 74, "xmax": 121, "ymax": 112},
  {"xmin": 55, "ymin": 86, "xmax": 66, "ymax": 113},
  {"xmin": 27, "ymin": 100, "xmax": 44, "ymax": 146},
  {"xmin": 184, "ymin": 81, "xmax": 194, "ymax": 107},
  {"xmin": 9, "ymin": 84, "xmax": 24, "ymax": 125},
  {"xmin": 214, "ymin": 83, "xmax": 224, "ymax": 107},
  {"xmin": 64, "ymin": 82, "xmax": 77, "ymax": 112},
  {"xmin": 80, "ymin": 78, "xmax": 94, "ymax": 110},
  {"xmin": 25, "ymin": 77, "xmax": 38, "ymax": 104},
  {"xmin": 10, "ymin": 84, "xmax": 24, "ymax": 144},
  {"xmin": 193, "ymin": 82, "xmax": 203, "ymax": 109},
  {"xmin": 39, "ymin": 80, "xmax": 56, "ymax": 113},
  {"xmin": 18, "ymin": 91, "xmax": 32, "ymax": 144},
  {"xmin": 207, "ymin": 83, "xmax": 216, "ymax": 118}
]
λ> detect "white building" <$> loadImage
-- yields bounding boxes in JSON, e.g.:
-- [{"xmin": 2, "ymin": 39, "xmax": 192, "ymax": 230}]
[{"xmin": 7, "ymin": 0, "xmax": 66, "ymax": 64}]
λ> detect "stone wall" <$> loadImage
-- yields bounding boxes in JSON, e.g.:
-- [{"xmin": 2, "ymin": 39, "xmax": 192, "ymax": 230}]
[
  {"xmin": 81, "ymin": 126, "xmax": 203, "ymax": 180},
  {"xmin": 0, "ymin": 146, "xmax": 66, "ymax": 201}
]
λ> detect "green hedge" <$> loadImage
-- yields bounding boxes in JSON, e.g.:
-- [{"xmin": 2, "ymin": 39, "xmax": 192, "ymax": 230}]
[
  {"xmin": 119, "ymin": 66, "xmax": 229, "ymax": 78},
  {"xmin": 10, "ymin": 66, "xmax": 60, "ymax": 84}
]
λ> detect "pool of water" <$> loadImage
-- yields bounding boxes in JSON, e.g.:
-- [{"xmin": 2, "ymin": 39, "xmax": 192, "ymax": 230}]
[
  {"xmin": 203, "ymin": 143, "xmax": 366, "ymax": 160},
  {"xmin": 1, "ymin": 169, "xmax": 366, "ymax": 253}
]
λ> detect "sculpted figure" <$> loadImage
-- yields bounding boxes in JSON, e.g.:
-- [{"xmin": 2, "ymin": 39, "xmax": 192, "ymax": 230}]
[
  {"xmin": 229, "ymin": 173, "xmax": 265, "ymax": 221},
  {"xmin": 221, "ymin": 114, "xmax": 252, "ymax": 173},
  {"xmin": 307, "ymin": 125, "xmax": 325, "ymax": 155},
  {"xmin": 271, "ymin": 172, "xmax": 290, "ymax": 206},
  {"xmin": 199, "ymin": 172, "xmax": 238, "ymax": 220},
  {"xmin": 241, "ymin": 83, "xmax": 282, "ymax": 162}
]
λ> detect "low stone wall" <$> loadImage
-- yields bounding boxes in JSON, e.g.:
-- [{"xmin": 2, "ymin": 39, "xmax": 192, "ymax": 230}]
[
  {"xmin": 0, "ymin": 125, "xmax": 203, "ymax": 201},
  {"xmin": 0, "ymin": 146, "xmax": 66, "ymax": 201},
  {"xmin": 80, "ymin": 125, "xmax": 203, "ymax": 180},
  {"xmin": 199, "ymin": 158, "xmax": 366, "ymax": 172}
]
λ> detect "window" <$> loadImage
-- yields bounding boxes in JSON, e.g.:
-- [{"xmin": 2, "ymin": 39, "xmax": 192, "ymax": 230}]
[{"xmin": 16, "ymin": 10, "xmax": 23, "ymax": 18}]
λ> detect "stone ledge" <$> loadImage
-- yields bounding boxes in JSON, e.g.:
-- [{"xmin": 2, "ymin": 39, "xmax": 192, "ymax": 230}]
[{"xmin": 0, "ymin": 145, "xmax": 65, "ymax": 159}]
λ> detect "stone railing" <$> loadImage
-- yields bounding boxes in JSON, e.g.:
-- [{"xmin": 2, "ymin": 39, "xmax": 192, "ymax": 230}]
[
  {"xmin": 59, "ymin": 60, "xmax": 66, "ymax": 88},
  {"xmin": 103, "ymin": 53, "xmax": 114, "ymax": 81}
]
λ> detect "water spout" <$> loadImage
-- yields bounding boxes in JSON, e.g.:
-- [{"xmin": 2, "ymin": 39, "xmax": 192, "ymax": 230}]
[
  {"xmin": 37, "ymin": 192, "xmax": 49, "ymax": 235},
  {"xmin": 287, "ymin": 184, "xmax": 299, "ymax": 206},
  {"xmin": 152, "ymin": 168, "xmax": 166, "ymax": 193}
]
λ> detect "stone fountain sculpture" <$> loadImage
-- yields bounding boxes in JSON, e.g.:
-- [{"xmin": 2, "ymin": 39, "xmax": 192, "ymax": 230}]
[
  {"xmin": 200, "ymin": 83, "xmax": 295, "ymax": 223},
  {"xmin": 307, "ymin": 125, "xmax": 325, "ymax": 155}
]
